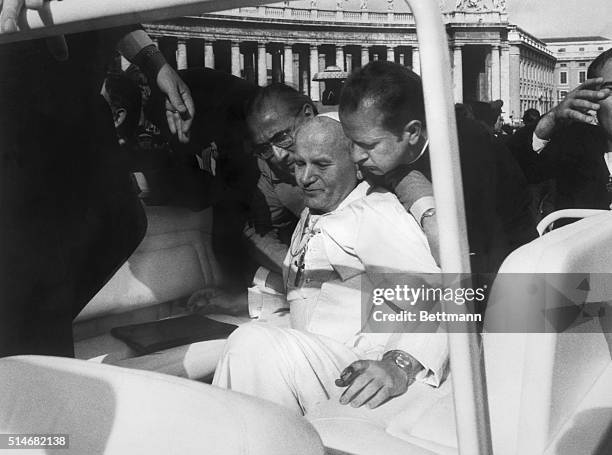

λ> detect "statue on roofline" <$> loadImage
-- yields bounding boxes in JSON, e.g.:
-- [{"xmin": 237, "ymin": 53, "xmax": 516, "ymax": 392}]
[
  {"xmin": 493, "ymin": 0, "xmax": 506, "ymax": 12},
  {"xmin": 456, "ymin": 0, "xmax": 488, "ymax": 11}
]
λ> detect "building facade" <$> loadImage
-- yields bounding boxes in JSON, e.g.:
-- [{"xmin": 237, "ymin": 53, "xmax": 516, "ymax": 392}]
[
  {"xmin": 543, "ymin": 36, "xmax": 612, "ymax": 105},
  {"xmin": 139, "ymin": 0, "xmax": 555, "ymax": 122}
]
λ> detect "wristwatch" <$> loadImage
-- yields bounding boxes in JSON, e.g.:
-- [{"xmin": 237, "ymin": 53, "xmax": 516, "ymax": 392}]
[
  {"xmin": 382, "ymin": 350, "xmax": 421, "ymax": 380},
  {"xmin": 420, "ymin": 207, "xmax": 436, "ymax": 228}
]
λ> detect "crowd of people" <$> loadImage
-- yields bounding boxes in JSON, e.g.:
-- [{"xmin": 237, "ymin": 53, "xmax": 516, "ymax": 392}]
[{"xmin": 2, "ymin": 0, "xmax": 612, "ymax": 420}]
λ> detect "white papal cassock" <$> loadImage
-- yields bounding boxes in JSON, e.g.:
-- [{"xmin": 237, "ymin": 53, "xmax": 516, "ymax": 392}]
[{"xmin": 213, "ymin": 181, "xmax": 447, "ymax": 415}]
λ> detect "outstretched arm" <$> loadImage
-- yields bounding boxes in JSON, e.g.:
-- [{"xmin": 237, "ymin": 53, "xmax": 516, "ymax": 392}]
[
  {"xmin": 535, "ymin": 77, "xmax": 610, "ymax": 143},
  {"xmin": 117, "ymin": 29, "xmax": 194, "ymax": 143}
]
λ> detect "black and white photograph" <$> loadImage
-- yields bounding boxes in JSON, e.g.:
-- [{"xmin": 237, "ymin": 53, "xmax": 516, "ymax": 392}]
[{"xmin": 0, "ymin": 0, "xmax": 611, "ymax": 453}]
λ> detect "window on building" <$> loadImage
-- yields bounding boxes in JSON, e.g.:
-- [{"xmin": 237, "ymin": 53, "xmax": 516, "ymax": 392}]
[
  {"xmin": 579, "ymin": 62, "xmax": 586, "ymax": 67},
  {"xmin": 558, "ymin": 48, "xmax": 566, "ymax": 52},
  {"xmin": 560, "ymin": 63, "xmax": 567, "ymax": 67},
  {"xmin": 560, "ymin": 90, "xmax": 568, "ymax": 99},
  {"xmin": 598, "ymin": 46, "xmax": 604, "ymax": 50},
  {"xmin": 579, "ymin": 71, "xmax": 586, "ymax": 83},
  {"xmin": 579, "ymin": 47, "xmax": 585, "ymax": 51},
  {"xmin": 560, "ymin": 71, "xmax": 568, "ymax": 84}
]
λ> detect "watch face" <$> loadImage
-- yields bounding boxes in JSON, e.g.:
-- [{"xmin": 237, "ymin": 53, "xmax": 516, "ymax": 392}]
[{"xmin": 394, "ymin": 354, "xmax": 412, "ymax": 370}]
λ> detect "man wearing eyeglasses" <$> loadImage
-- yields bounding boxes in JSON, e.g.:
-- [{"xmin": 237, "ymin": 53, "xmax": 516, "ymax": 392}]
[{"xmin": 243, "ymin": 84, "xmax": 318, "ymax": 289}]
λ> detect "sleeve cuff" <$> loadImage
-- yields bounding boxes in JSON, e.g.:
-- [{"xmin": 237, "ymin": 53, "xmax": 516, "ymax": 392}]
[
  {"xmin": 532, "ymin": 132, "xmax": 550, "ymax": 154},
  {"xmin": 116, "ymin": 29, "xmax": 154, "ymax": 61},
  {"xmin": 386, "ymin": 332, "xmax": 449, "ymax": 387},
  {"xmin": 131, "ymin": 44, "xmax": 167, "ymax": 82},
  {"xmin": 409, "ymin": 196, "xmax": 436, "ymax": 226},
  {"xmin": 252, "ymin": 266, "xmax": 272, "ymax": 288}
]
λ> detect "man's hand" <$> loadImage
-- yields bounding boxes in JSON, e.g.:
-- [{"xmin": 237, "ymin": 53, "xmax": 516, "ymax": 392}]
[
  {"xmin": 335, "ymin": 358, "xmax": 414, "ymax": 409},
  {"xmin": 0, "ymin": 0, "xmax": 28, "ymax": 33},
  {"xmin": 1, "ymin": 0, "xmax": 68, "ymax": 60},
  {"xmin": 535, "ymin": 77, "xmax": 610, "ymax": 140},
  {"xmin": 156, "ymin": 63, "xmax": 195, "ymax": 144}
]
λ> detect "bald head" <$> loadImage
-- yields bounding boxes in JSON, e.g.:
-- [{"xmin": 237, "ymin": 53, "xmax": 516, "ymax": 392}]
[
  {"xmin": 293, "ymin": 117, "xmax": 357, "ymax": 214},
  {"xmin": 296, "ymin": 116, "xmax": 352, "ymax": 157}
]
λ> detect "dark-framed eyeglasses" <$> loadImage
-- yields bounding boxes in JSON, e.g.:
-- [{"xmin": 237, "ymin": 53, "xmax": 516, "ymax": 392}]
[
  {"xmin": 251, "ymin": 107, "xmax": 303, "ymax": 159},
  {"xmin": 252, "ymin": 129, "xmax": 295, "ymax": 159}
]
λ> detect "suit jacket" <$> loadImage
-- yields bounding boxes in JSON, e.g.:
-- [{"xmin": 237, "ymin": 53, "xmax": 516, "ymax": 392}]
[
  {"xmin": 403, "ymin": 117, "xmax": 537, "ymax": 274},
  {"xmin": 0, "ymin": 30, "xmax": 147, "ymax": 356},
  {"xmin": 507, "ymin": 122, "xmax": 612, "ymax": 212}
]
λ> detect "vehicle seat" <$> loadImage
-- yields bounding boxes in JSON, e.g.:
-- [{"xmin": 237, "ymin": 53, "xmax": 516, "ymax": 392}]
[
  {"xmin": 73, "ymin": 206, "xmax": 231, "ymax": 367},
  {"xmin": 484, "ymin": 211, "xmax": 612, "ymax": 455},
  {"xmin": 307, "ymin": 373, "xmax": 457, "ymax": 455},
  {"xmin": 0, "ymin": 355, "xmax": 324, "ymax": 455}
]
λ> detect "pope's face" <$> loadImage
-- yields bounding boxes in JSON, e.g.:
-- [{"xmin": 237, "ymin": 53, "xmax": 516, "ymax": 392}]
[{"xmin": 294, "ymin": 123, "xmax": 357, "ymax": 214}]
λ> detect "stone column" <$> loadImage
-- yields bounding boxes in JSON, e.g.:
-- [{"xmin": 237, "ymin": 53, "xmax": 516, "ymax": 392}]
[
  {"xmin": 176, "ymin": 39, "xmax": 188, "ymax": 70},
  {"xmin": 361, "ymin": 46, "xmax": 369, "ymax": 67},
  {"xmin": 412, "ymin": 46, "xmax": 420, "ymax": 75},
  {"xmin": 272, "ymin": 47, "xmax": 283, "ymax": 83},
  {"xmin": 204, "ymin": 40, "xmax": 215, "ymax": 68},
  {"xmin": 230, "ymin": 41, "xmax": 241, "ymax": 77},
  {"xmin": 500, "ymin": 45, "xmax": 510, "ymax": 115},
  {"xmin": 284, "ymin": 44, "xmax": 294, "ymax": 86},
  {"xmin": 257, "ymin": 42, "xmax": 268, "ymax": 86},
  {"xmin": 491, "ymin": 44, "xmax": 501, "ymax": 100},
  {"xmin": 452, "ymin": 44, "xmax": 463, "ymax": 102},
  {"xmin": 508, "ymin": 45, "xmax": 521, "ymax": 121},
  {"xmin": 309, "ymin": 44, "xmax": 320, "ymax": 102},
  {"xmin": 318, "ymin": 53, "xmax": 326, "ymax": 73},
  {"xmin": 387, "ymin": 46, "xmax": 395, "ymax": 63},
  {"xmin": 336, "ymin": 45, "xmax": 345, "ymax": 70}
]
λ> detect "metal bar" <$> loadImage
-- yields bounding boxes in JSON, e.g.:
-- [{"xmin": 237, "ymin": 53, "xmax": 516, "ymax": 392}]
[
  {"xmin": 404, "ymin": 1, "xmax": 492, "ymax": 454},
  {"xmin": 537, "ymin": 209, "xmax": 607, "ymax": 236},
  {"xmin": 0, "ymin": 0, "xmax": 493, "ymax": 453},
  {"xmin": 0, "ymin": 0, "xmax": 269, "ymax": 45}
]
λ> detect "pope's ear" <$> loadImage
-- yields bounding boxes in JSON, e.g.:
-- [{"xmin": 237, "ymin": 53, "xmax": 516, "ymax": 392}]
[
  {"xmin": 302, "ymin": 103, "xmax": 315, "ymax": 119},
  {"xmin": 402, "ymin": 120, "xmax": 423, "ymax": 146}
]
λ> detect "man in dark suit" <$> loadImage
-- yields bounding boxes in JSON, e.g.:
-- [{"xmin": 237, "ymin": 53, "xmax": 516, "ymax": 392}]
[
  {"xmin": 339, "ymin": 61, "xmax": 536, "ymax": 275},
  {"xmin": 0, "ymin": 15, "xmax": 193, "ymax": 356},
  {"xmin": 507, "ymin": 48, "xmax": 612, "ymax": 218},
  {"xmin": 146, "ymin": 68, "xmax": 263, "ymax": 290}
]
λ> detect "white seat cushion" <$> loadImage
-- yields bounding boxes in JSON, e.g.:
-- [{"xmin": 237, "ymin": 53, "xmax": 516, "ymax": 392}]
[{"xmin": 0, "ymin": 356, "xmax": 324, "ymax": 455}]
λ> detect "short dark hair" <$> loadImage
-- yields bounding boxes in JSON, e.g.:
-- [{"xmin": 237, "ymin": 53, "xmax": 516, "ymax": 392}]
[
  {"xmin": 104, "ymin": 73, "xmax": 142, "ymax": 142},
  {"xmin": 522, "ymin": 108, "xmax": 540, "ymax": 125},
  {"xmin": 339, "ymin": 61, "xmax": 426, "ymax": 136},
  {"xmin": 468, "ymin": 101, "xmax": 499, "ymax": 128},
  {"xmin": 246, "ymin": 83, "xmax": 317, "ymax": 121},
  {"xmin": 588, "ymin": 48, "xmax": 612, "ymax": 79}
]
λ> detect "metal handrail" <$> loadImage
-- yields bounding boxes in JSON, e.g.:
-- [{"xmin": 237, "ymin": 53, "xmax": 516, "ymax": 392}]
[
  {"xmin": 0, "ymin": 0, "xmax": 270, "ymax": 45},
  {"xmin": 0, "ymin": 1, "xmax": 491, "ymax": 454},
  {"xmin": 407, "ymin": 2, "xmax": 491, "ymax": 455},
  {"xmin": 537, "ymin": 209, "xmax": 609, "ymax": 236}
]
